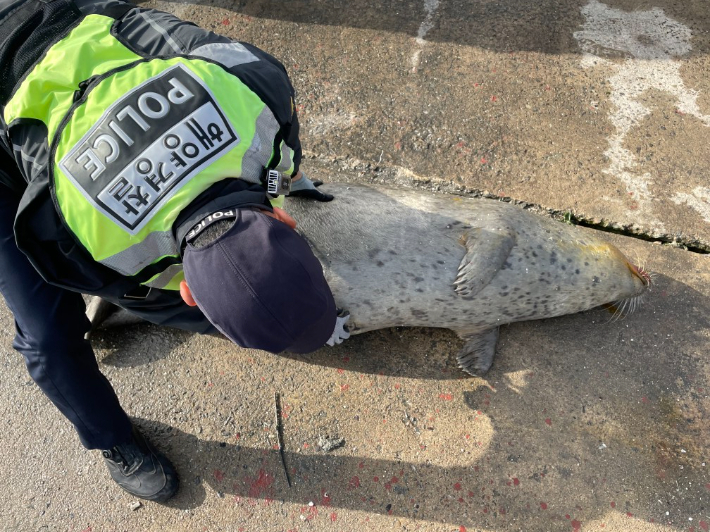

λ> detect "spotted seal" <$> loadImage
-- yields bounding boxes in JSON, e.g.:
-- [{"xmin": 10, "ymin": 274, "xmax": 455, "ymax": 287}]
[
  {"xmin": 285, "ymin": 184, "xmax": 650, "ymax": 375},
  {"xmin": 90, "ymin": 183, "xmax": 650, "ymax": 375}
]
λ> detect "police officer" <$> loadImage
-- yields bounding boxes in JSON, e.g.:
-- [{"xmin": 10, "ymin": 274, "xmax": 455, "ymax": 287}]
[{"xmin": 0, "ymin": 0, "xmax": 349, "ymax": 502}]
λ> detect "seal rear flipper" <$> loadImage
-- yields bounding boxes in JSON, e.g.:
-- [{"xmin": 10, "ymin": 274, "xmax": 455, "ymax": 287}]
[
  {"xmin": 456, "ymin": 328, "xmax": 499, "ymax": 376},
  {"xmin": 454, "ymin": 228, "xmax": 515, "ymax": 298}
]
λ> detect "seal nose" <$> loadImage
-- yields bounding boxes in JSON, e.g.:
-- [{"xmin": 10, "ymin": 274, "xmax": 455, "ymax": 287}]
[{"xmin": 627, "ymin": 262, "xmax": 652, "ymax": 287}]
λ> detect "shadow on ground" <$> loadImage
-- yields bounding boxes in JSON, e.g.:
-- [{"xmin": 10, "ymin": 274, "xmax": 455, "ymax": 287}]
[
  {"xmin": 156, "ymin": 0, "xmax": 710, "ymax": 57},
  {"xmin": 104, "ymin": 270, "xmax": 709, "ymax": 529}
]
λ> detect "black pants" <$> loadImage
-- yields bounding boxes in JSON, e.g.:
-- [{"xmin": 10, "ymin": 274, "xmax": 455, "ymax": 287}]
[
  {"xmin": 0, "ymin": 183, "xmax": 217, "ymax": 449},
  {"xmin": 0, "ymin": 187, "xmax": 134, "ymax": 449}
]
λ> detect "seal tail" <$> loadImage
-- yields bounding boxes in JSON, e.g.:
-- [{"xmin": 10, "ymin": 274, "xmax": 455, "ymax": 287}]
[{"xmin": 456, "ymin": 328, "xmax": 500, "ymax": 376}]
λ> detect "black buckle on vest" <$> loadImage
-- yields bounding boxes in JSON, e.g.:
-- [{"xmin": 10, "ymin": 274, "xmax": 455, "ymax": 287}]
[{"xmin": 123, "ymin": 285, "xmax": 152, "ymax": 300}]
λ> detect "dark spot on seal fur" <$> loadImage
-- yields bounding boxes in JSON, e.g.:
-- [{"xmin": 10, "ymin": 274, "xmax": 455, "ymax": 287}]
[
  {"xmin": 367, "ymin": 248, "xmax": 381, "ymax": 259},
  {"xmin": 437, "ymin": 260, "xmax": 445, "ymax": 265},
  {"xmin": 413, "ymin": 277, "xmax": 424, "ymax": 283},
  {"xmin": 388, "ymin": 250, "xmax": 397, "ymax": 255},
  {"xmin": 376, "ymin": 261, "xmax": 385, "ymax": 267},
  {"xmin": 411, "ymin": 309, "xmax": 427, "ymax": 318}
]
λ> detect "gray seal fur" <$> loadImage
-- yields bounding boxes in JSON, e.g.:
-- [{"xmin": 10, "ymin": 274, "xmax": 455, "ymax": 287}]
[
  {"xmin": 286, "ymin": 184, "xmax": 648, "ymax": 375},
  {"xmin": 89, "ymin": 183, "xmax": 648, "ymax": 375}
]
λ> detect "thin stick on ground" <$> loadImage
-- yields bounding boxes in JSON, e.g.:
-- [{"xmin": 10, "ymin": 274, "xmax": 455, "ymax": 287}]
[{"xmin": 274, "ymin": 392, "xmax": 292, "ymax": 488}]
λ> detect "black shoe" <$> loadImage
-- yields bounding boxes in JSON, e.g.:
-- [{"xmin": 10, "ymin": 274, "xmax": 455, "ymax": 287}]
[{"xmin": 102, "ymin": 427, "xmax": 179, "ymax": 502}]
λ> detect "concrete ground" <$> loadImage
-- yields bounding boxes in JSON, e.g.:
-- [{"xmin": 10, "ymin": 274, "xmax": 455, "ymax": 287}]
[{"xmin": 0, "ymin": 0, "xmax": 708, "ymax": 531}]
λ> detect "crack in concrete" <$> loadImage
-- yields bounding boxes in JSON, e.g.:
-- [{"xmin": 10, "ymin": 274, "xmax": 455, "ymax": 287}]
[{"xmin": 307, "ymin": 154, "xmax": 710, "ymax": 255}]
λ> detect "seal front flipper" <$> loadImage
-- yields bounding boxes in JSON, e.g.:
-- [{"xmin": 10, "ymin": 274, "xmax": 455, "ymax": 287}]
[
  {"xmin": 456, "ymin": 328, "xmax": 499, "ymax": 376},
  {"xmin": 454, "ymin": 228, "xmax": 515, "ymax": 298}
]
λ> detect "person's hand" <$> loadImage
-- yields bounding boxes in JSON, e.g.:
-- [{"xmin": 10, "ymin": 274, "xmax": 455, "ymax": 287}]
[
  {"xmin": 326, "ymin": 309, "xmax": 351, "ymax": 346},
  {"xmin": 289, "ymin": 171, "xmax": 334, "ymax": 202},
  {"xmin": 262, "ymin": 206, "xmax": 297, "ymax": 229}
]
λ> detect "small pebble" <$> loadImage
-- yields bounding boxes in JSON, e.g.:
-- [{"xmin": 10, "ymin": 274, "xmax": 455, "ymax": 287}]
[{"xmin": 130, "ymin": 501, "xmax": 142, "ymax": 511}]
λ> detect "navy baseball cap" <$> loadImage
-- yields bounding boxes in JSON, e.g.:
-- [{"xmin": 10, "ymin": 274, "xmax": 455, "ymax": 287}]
[{"xmin": 182, "ymin": 208, "xmax": 336, "ymax": 354}]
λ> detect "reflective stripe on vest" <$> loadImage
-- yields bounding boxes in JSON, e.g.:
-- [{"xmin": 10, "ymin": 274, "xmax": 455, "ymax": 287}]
[
  {"xmin": 5, "ymin": 15, "xmax": 281, "ymax": 290},
  {"xmin": 274, "ymin": 140, "xmax": 296, "ymax": 175}
]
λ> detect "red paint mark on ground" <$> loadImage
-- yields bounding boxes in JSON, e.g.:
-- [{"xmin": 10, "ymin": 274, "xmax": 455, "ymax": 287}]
[
  {"xmin": 303, "ymin": 443, "xmax": 309, "ymax": 449},
  {"xmin": 611, "ymin": 501, "xmax": 616, "ymax": 508},
  {"xmin": 641, "ymin": 396, "xmax": 649, "ymax": 404},
  {"xmin": 348, "ymin": 476, "xmax": 361, "ymax": 489},
  {"xmin": 460, "ymin": 527, "xmax": 467, "ymax": 532},
  {"xmin": 395, "ymin": 141, "xmax": 402, "ymax": 150},
  {"xmin": 246, "ymin": 469, "xmax": 274, "ymax": 498},
  {"xmin": 394, "ymin": 383, "xmax": 401, "ymax": 389},
  {"xmin": 545, "ymin": 418, "xmax": 552, "ymax": 426},
  {"xmin": 321, "ymin": 489, "xmax": 332, "ymax": 507},
  {"xmin": 337, "ymin": 368, "xmax": 344, "ymax": 374},
  {"xmin": 627, "ymin": 512, "xmax": 633, "ymax": 518},
  {"xmin": 439, "ymin": 393, "xmax": 453, "ymax": 400},
  {"xmin": 214, "ymin": 469, "xmax": 225, "ymax": 482},
  {"xmin": 331, "ymin": 512, "xmax": 338, "ymax": 522},
  {"xmin": 454, "ymin": 483, "xmax": 462, "ymax": 491},
  {"xmin": 513, "ymin": 478, "xmax": 520, "ymax": 486},
  {"xmin": 490, "ymin": 96, "xmax": 498, "ymax": 102},
  {"xmin": 572, "ymin": 520, "xmax": 582, "ymax": 530},
  {"xmin": 541, "ymin": 502, "xmax": 548, "ymax": 510},
  {"xmin": 500, "ymin": 508, "xmax": 506, "ymax": 515},
  {"xmin": 373, "ymin": 476, "xmax": 379, "ymax": 482},
  {"xmin": 341, "ymin": 384, "xmax": 349, "ymax": 392},
  {"xmin": 705, "ymin": 483, "xmax": 710, "ymax": 490},
  {"xmin": 221, "ymin": 18, "xmax": 230, "ymax": 25},
  {"xmin": 566, "ymin": 514, "xmax": 571, "ymax": 519},
  {"xmin": 480, "ymin": 157, "xmax": 488, "ymax": 164},
  {"xmin": 699, "ymin": 521, "xmax": 709, "ymax": 531},
  {"xmin": 343, "ymin": 356, "xmax": 350, "ymax": 363},
  {"xmin": 358, "ymin": 462, "xmax": 364, "ymax": 469}
]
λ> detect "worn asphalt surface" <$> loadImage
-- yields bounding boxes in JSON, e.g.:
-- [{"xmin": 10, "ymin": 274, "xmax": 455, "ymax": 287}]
[{"xmin": 0, "ymin": 0, "xmax": 708, "ymax": 531}]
